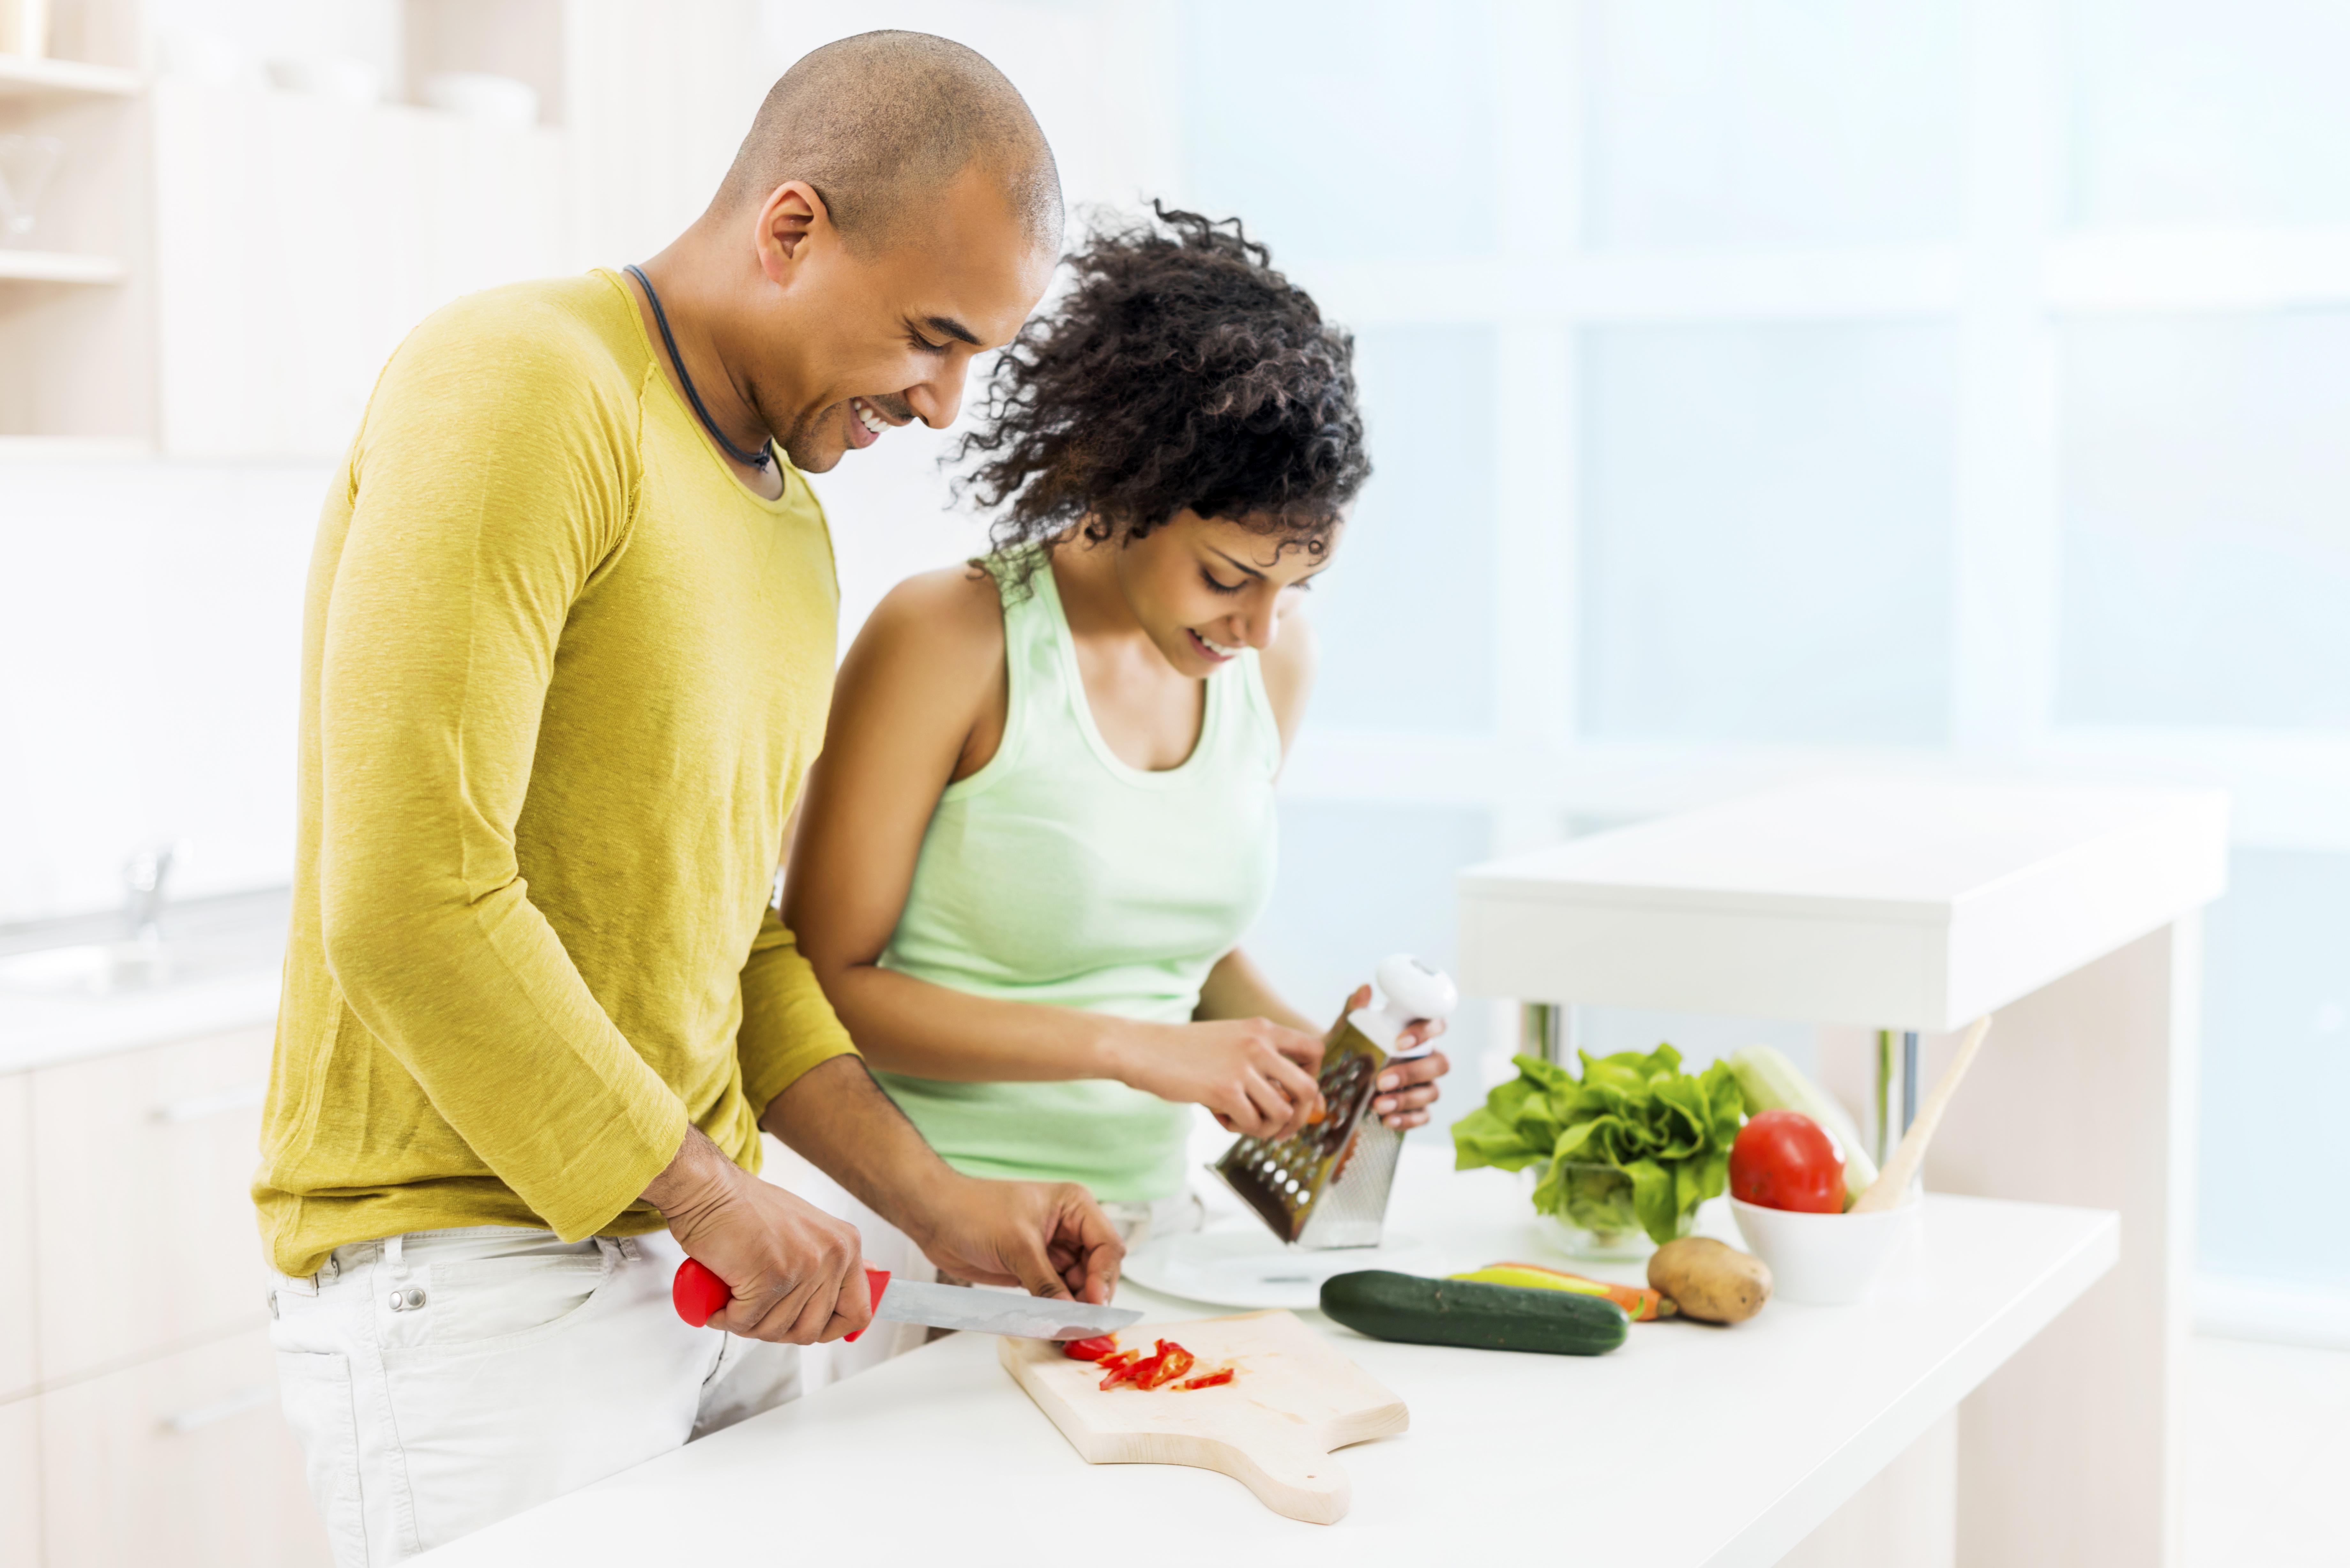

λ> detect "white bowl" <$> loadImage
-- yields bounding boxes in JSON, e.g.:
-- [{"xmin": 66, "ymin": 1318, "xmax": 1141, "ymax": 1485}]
[
  {"xmin": 264, "ymin": 57, "xmax": 383, "ymax": 104},
  {"xmin": 1730, "ymin": 1197, "xmax": 1916, "ymax": 1305}
]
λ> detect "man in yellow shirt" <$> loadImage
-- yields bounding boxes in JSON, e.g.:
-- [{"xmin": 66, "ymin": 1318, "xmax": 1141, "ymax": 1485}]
[{"xmin": 255, "ymin": 33, "xmax": 1118, "ymax": 1562}]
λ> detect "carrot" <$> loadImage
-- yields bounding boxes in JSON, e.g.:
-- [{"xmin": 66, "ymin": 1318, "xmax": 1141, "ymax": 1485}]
[{"xmin": 1452, "ymin": 1262, "xmax": 1677, "ymax": 1322}]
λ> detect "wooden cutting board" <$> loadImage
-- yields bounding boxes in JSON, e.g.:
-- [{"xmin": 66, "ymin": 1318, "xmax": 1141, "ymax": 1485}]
[{"xmin": 998, "ymin": 1308, "xmax": 1407, "ymax": 1524}]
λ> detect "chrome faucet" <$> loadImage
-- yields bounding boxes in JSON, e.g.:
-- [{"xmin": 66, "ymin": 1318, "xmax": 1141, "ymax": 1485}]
[{"xmin": 124, "ymin": 843, "xmax": 177, "ymax": 944}]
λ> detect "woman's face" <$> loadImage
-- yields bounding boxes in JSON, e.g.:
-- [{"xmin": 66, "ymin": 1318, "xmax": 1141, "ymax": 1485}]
[{"xmin": 1111, "ymin": 509, "xmax": 1338, "ymax": 677}]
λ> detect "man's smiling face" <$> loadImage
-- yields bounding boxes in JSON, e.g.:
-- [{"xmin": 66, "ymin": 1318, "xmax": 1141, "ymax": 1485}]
[{"xmin": 746, "ymin": 165, "xmax": 1056, "ymax": 473}]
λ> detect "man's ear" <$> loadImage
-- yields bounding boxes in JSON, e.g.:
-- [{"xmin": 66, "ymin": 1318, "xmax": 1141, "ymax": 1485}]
[{"xmin": 753, "ymin": 181, "xmax": 829, "ymax": 282}]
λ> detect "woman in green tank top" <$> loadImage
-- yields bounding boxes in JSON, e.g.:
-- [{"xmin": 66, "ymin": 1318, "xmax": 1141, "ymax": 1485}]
[{"xmin": 788, "ymin": 208, "xmax": 1451, "ymax": 1240}]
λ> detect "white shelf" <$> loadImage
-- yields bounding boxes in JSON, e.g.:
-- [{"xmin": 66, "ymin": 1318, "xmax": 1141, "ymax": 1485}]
[
  {"xmin": 0, "ymin": 54, "xmax": 141, "ymax": 100},
  {"xmin": 0, "ymin": 251, "xmax": 126, "ymax": 283},
  {"xmin": 1456, "ymin": 776, "xmax": 2229, "ymax": 1029}
]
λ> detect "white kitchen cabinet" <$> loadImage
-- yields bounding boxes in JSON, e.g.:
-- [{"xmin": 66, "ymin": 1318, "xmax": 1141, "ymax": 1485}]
[
  {"xmin": 0, "ymin": 1072, "xmax": 35, "ymax": 1401},
  {"xmin": 31, "ymin": 1024, "xmax": 275, "ymax": 1384},
  {"xmin": 40, "ymin": 1326, "xmax": 331, "ymax": 1568},
  {"xmin": 150, "ymin": 77, "xmax": 566, "ymax": 459},
  {"xmin": 1, "ymin": 1394, "xmax": 39, "ymax": 1565}
]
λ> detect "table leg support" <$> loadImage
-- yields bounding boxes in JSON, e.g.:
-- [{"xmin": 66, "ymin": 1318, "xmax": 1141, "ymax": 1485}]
[
  {"xmin": 1829, "ymin": 917, "xmax": 2198, "ymax": 1568},
  {"xmin": 1522, "ymin": 1001, "xmax": 1565, "ymax": 1067}
]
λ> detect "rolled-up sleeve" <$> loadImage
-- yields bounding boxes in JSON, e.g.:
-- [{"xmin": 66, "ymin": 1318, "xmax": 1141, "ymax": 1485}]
[{"xmin": 738, "ymin": 908, "xmax": 861, "ymax": 1121}]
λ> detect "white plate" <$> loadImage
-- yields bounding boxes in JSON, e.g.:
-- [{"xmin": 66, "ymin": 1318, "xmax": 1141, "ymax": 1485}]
[{"xmin": 1122, "ymin": 1222, "xmax": 1439, "ymax": 1310}]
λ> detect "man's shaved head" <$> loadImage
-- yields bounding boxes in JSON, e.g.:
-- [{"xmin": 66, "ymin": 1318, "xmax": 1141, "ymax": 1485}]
[{"xmin": 720, "ymin": 31, "xmax": 1062, "ymax": 253}]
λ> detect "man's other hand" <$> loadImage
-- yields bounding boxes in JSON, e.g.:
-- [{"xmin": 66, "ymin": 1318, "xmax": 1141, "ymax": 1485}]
[
  {"xmin": 644, "ymin": 1125, "xmax": 873, "ymax": 1344},
  {"xmin": 911, "ymin": 1177, "xmax": 1125, "ymax": 1305}
]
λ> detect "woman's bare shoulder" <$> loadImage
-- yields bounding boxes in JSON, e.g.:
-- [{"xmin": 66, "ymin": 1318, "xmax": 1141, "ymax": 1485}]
[{"xmin": 853, "ymin": 562, "xmax": 1006, "ymax": 666}]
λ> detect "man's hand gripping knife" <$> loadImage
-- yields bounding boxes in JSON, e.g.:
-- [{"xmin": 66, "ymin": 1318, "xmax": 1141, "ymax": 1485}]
[
  {"xmin": 642, "ymin": 1123, "xmax": 876, "ymax": 1343},
  {"xmin": 648, "ymin": 1057, "xmax": 1127, "ymax": 1341}
]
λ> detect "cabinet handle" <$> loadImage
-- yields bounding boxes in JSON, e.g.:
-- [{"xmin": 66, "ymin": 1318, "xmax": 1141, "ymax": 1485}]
[
  {"xmin": 162, "ymin": 1383, "xmax": 276, "ymax": 1435},
  {"xmin": 153, "ymin": 1081, "xmax": 265, "ymax": 1123}
]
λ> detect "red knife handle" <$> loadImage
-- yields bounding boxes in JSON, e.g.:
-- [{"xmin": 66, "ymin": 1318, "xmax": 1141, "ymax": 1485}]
[
  {"xmin": 671, "ymin": 1257, "xmax": 888, "ymax": 1338},
  {"xmin": 845, "ymin": 1268, "xmax": 888, "ymax": 1343}
]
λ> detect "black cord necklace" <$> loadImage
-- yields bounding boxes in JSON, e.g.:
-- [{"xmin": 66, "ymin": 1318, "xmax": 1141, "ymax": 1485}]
[{"xmin": 624, "ymin": 263, "xmax": 773, "ymax": 472}]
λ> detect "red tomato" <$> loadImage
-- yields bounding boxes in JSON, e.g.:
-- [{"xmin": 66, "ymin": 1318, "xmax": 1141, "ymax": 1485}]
[{"xmin": 1731, "ymin": 1110, "xmax": 1845, "ymax": 1213}]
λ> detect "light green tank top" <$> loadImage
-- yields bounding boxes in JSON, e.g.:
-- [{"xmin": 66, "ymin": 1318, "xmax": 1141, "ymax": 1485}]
[{"xmin": 871, "ymin": 550, "xmax": 1283, "ymax": 1202}]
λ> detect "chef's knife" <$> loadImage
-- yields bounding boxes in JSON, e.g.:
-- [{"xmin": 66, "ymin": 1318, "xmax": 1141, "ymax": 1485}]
[{"xmin": 672, "ymin": 1258, "xmax": 1138, "ymax": 1342}]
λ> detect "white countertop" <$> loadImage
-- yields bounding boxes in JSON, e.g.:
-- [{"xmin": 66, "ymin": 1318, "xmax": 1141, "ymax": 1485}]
[
  {"xmin": 0, "ymin": 967, "xmax": 280, "ymax": 1075},
  {"xmin": 0, "ymin": 888, "xmax": 287, "ymax": 1074},
  {"xmin": 1459, "ymin": 775, "xmax": 2228, "ymax": 1028},
  {"xmin": 416, "ymin": 1148, "xmax": 2117, "ymax": 1567}
]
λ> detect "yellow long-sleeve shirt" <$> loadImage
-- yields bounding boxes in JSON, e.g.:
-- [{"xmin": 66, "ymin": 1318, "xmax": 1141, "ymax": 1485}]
[{"xmin": 255, "ymin": 270, "xmax": 857, "ymax": 1278}]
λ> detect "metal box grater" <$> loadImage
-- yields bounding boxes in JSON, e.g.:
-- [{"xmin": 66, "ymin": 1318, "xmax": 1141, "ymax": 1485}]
[{"xmin": 1211, "ymin": 956, "xmax": 1458, "ymax": 1250}]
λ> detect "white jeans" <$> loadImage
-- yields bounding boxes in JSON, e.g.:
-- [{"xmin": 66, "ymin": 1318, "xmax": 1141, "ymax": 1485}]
[{"xmin": 268, "ymin": 1224, "xmax": 799, "ymax": 1565}]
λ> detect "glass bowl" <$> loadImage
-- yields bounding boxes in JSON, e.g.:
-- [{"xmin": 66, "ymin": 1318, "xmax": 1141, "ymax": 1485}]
[{"xmin": 1521, "ymin": 1161, "xmax": 1693, "ymax": 1262}]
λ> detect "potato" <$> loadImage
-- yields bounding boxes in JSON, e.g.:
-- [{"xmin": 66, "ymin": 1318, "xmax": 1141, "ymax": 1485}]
[{"xmin": 1648, "ymin": 1237, "xmax": 1771, "ymax": 1324}]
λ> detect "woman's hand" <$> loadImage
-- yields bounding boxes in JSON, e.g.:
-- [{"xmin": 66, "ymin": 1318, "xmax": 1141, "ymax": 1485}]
[
  {"xmin": 1118, "ymin": 1019, "xmax": 1326, "ymax": 1141},
  {"xmin": 909, "ymin": 1175, "xmax": 1126, "ymax": 1305},
  {"xmin": 1329, "ymin": 983, "xmax": 1452, "ymax": 1131}
]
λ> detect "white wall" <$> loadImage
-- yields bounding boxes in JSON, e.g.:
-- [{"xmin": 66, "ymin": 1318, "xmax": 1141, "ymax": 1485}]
[{"xmin": 0, "ymin": 454, "xmax": 327, "ymax": 920}]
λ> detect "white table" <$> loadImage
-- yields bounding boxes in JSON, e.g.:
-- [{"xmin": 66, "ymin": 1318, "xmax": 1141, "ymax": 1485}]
[
  {"xmin": 1457, "ymin": 777, "xmax": 2228, "ymax": 1568},
  {"xmin": 416, "ymin": 1149, "xmax": 2115, "ymax": 1568}
]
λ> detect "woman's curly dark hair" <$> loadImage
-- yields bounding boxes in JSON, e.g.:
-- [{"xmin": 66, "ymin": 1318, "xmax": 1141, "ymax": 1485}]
[{"xmin": 953, "ymin": 202, "xmax": 1368, "ymax": 583}]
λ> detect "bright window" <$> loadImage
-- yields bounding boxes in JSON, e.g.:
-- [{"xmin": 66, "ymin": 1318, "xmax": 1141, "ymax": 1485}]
[{"xmin": 1166, "ymin": 0, "xmax": 2350, "ymax": 1295}]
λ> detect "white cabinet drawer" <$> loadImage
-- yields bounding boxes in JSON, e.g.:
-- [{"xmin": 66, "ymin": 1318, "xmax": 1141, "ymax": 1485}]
[
  {"xmin": 1, "ymin": 1395, "xmax": 37, "ymax": 1566},
  {"xmin": 0, "ymin": 1075, "xmax": 34, "ymax": 1400},
  {"xmin": 40, "ymin": 1327, "xmax": 331, "ymax": 1568},
  {"xmin": 33, "ymin": 1025, "xmax": 275, "ymax": 1383}
]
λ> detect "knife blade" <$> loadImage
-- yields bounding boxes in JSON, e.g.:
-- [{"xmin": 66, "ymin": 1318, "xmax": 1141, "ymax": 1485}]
[
  {"xmin": 671, "ymin": 1258, "xmax": 1138, "ymax": 1341},
  {"xmin": 872, "ymin": 1276, "xmax": 1139, "ymax": 1340}
]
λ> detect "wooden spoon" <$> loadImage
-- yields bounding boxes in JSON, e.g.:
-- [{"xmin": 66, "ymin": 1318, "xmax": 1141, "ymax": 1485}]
[{"xmin": 1849, "ymin": 1014, "xmax": 1994, "ymax": 1214}]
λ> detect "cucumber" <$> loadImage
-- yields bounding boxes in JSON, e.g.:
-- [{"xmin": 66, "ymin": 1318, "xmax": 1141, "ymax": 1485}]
[{"xmin": 1319, "ymin": 1269, "xmax": 1629, "ymax": 1356}]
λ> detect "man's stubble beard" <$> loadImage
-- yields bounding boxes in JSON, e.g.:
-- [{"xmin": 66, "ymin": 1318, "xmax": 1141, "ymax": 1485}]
[{"xmin": 764, "ymin": 389, "xmax": 843, "ymax": 475}]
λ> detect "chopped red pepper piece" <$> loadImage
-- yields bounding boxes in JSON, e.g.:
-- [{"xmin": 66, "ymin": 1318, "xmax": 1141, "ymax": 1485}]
[
  {"xmin": 1095, "ymin": 1337, "xmax": 1237, "ymax": 1392},
  {"xmin": 1063, "ymin": 1335, "xmax": 1119, "ymax": 1362},
  {"xmin": 1136, "ymin": 1341, "xmax": 1195, "ymax": 1389},
  {"xmin": 1101, "ymin": 1351, "xmax": 1159, "ymax": 1391}
]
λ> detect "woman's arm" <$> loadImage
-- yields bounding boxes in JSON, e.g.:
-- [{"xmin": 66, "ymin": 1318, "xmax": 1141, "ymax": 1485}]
[
  {"xmin": 1200, "ymin": 607, "xmax": 1452, "ymax": 1129},
  {"xmin": 785, "ymin": 568, "xmax": 1326, "ymax": 1140}
]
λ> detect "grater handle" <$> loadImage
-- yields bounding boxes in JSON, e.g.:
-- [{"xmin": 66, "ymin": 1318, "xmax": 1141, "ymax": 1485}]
[{"xmin": 1353, "ymin": 955, "xmax": 1459, "ymax": 1057}]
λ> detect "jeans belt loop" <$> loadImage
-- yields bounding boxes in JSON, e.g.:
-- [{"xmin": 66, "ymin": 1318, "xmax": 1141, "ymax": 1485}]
[{"xmin": 384, "ymin": 1232, "xmax": 407, "ymax": 1279}]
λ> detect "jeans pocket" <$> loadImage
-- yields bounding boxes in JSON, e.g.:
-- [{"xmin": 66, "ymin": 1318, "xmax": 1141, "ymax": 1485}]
[
  {"xmin": 275, "ymin": 1350, "xmax": 369, "ymax": 1568},
  {"xmin": 420, "ymin": 1248, "xmax": 613, "ymax": 1347}
]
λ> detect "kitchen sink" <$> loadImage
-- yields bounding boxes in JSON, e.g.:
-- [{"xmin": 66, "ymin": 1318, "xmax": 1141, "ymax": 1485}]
[{"xmin": 0, "ymin": 888, "xmax": 288, "ymax": 999}]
